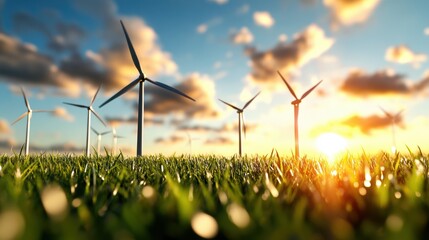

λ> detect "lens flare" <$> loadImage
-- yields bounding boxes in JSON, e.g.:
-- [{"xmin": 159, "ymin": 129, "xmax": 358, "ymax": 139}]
[{"xmin": 315, "ymin": 132, "xmax": 348, "ymax": 162}]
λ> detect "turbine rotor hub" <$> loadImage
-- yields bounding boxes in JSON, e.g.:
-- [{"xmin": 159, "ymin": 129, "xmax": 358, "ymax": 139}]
[{"xmin": 291, "ymin": 99, "xmax": 301, "ymax": 105}]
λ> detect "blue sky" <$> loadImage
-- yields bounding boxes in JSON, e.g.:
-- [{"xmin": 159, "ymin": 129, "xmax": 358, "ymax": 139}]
[{"xmin": 1, "ymin": 0, "xmax": 429, "ymax": 157}]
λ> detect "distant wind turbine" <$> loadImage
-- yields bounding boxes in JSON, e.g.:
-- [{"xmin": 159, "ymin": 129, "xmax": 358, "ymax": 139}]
[
  {"xmin": 12, "ymin": 87, "xmax": 52, "ymax": 156},
  {"xmin": 91, "ymin": 127, "xmax": 111, "ymax": 153},
  {"xmin": 99, "ymin": 20, "xmax": 195, "ymax": 157},
  {"xmin": 277, "ymin": 71, "xmax": 322, "ymax": 159},
  {"xmin": 218, "ymin": 92, "xmax": 260, "ymax": 157},
  {"xmin": 111, "ymin": 127, "xmax": 125, "ymax": 155},
  {"xmin": 63, "ymin": 84, "xmax": 106, "ymax": 157},
  {"xmin": 380, "ymin": 107, "xmax": 403, "ymax": 153}
]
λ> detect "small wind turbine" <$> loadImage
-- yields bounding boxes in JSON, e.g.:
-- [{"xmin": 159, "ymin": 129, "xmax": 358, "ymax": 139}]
[
  {"xmin": 379, "ymin": 107, "xmax": 403, "ymax": 153},
  {"xmin": 111, "ymin": 127, "xmax": 125, "ymax": 155},
  {"xmin": 218, "ymin": 92, "xmax": 260, "ymax": 157},
  {"xmin": 277, "ymin": 71, "xmax": 322, "ymax": 159},
  {"xmin": 91, "ymin": 127, "xmax": 111, "ymax": 154},
  {"xmin": 99, "ymin": 20, "xmax": 195, "ymax": 157},
  {"xmin": 63, "ymin": 84, "xmax": 106, "ymax": 157},
  {"xmin": 12, "ymin": 87, "xmax": 52, "ymax": 156},
  {"xmin": 185, "ymin": 131, "xmax": 199, "ymax": 156}
]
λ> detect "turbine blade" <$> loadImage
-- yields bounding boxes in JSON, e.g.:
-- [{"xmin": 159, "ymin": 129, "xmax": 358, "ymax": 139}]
[
  {"xmin": 99, "ymin": 77, "xmax": 140, "ymax": 108},
  {"xmin": 63, "ymin": 102, "xmax": 88, "ymax": 109},
  {"xmin": 101, "ymin": 131, "xmax": 111, "ymax": 135},
  {"xmin": 300, "ymin": 80, "xmax": 322, "ymax": 100},
  {"xmin": 20, "ymin": 86, "xmax": 31, "ymax": 110},
  {"xmin": 91, "ymin": 83, "xmax": 102, "ymax": 106},
  {"xmin": 243, "ymin": 91, "xmax": 261, "ymax": 110},
  {"xmin": 91, "ymin": 127, "xmax": 99, "ymax": 135},
  {"xmin": 32, "ymin": 109, "xmax": 53, "ymax": 113},
  {"xmin": 394, "ymin": 109, "xmax": 404, "ymax": 119},
  {"xmin": 91, "ymin": 109, "xmax": 107, "ymax": 127},
  {"xmin": 379, "ymin": 106, "xmax": 392, "ymax": 118},
  {"xmin": 277, "ymin": 71, "xmax": 298, "ymax": 100},
  {"xmin": 12, "ymin": 112, "xmax": 28, "ymax": 125},
  {"xmin": 120, "ymin": 20, "xmax": 144, "ymax": 77},
  {"xmin": 116, "ymin": 135, "xmax": 125, "ymax": 139},
  {"xmin": 146, "ymin": 78, "xmax": 195, "ymax": 102},
  {"xmin": 218, "ymin": 99, "xmax": 241, "ymax": 111}
]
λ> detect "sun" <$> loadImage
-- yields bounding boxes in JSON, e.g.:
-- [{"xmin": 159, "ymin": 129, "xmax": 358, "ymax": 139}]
[{"xmin": 315, "ymin": 132, "xmax": 348, "ymax": 162}]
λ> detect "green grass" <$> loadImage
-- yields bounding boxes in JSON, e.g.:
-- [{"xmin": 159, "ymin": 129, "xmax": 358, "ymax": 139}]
[{"xmin": 0, "ymin": 151, "xmax": 428, "ymax": 239}]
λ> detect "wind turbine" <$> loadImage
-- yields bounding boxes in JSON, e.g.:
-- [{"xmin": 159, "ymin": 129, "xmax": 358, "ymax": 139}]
[
  {"xmin": 218, "ymin": 92, "xmax": 260, "ymax": 157},
  {"xmin": 12, "ymin": 87, "xmax": 52, "ymax": 156},
  {"xmin": 63, "ymin": 84, "xmax": 106, "ymax": 157},
  {"xmin": 277, "ymin": 71, "xmax": 322, "ymax": 159},
  {"xmin": 99, "ymin": 20, "xmax": 195, "ymax": 157},
  {"xmin": 91, "ymin": 127, "xmax": 111, "ymax": 153},
  {"xmin": 379, "ymin": 107, "xmax": 403, "ymax": 153},
  {"xmin": 111, "ymin": 127, "xmax": 125, "ymax": 155}
]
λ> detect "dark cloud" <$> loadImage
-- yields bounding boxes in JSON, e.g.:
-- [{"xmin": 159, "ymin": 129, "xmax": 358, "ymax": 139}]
[
  {"xmin": 314, "ymin": 114, "xmax": 404, "ymax": 137},
  {"xmin": 13, "ymin": 12, "xmax": 51, "ymax": 36},
  {"xmin": 204, "ymin": 137, "xmax": 234, "ymax": 145},
  {"xmin": 145, "ymin": 73, "xmax": 221, "ymax": 119},
  {"xmin": 105, "ymin": 116, "xmax": 164, "ymax": 127},
  {"xmin": 340, "ymin": 70, "xmax": 429, "ymax": 97},
  {"xmin": 246, "ymin": 24, "xmax": 333, "ymax": 89},
  {"xmin": 154, "ymin": 135, "xmax": 185, "ymax": 145},
  {"xmin": 0, "ymin": 33, "xmax": 80, "ymax": 95}
]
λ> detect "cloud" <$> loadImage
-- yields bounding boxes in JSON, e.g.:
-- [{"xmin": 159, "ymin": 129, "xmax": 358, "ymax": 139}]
[
  {"xmin": 323, "ymin": 0, "xmax": 381, "ymax": 28},
  {"xmin": 0, "ymin": 119, "xmax": 10, "ymax": 134},
  {"xmin": 105, "ymin": 116, "xmax": 164, "ymax": 127},
  {"xmin": 253, "ymin": 11, "xmax": 275, "ymax": 28},
  {"xmin": 246, "ymin": 24, "xmax": 334, "ymax": 89},
  {"xmin": 196, "ymin": 18, "xmax": 223, "ymax": 34},
  {"xmin": 425, "ymin": 27, "xmax": 429, "ymax": 36},
  {"xmin": 209, "ymin": 0, "xmax": 228, "ymax": 5},
  {"xmin": 204, "ymin": 137, "xmax": 234, "ymax": 145},
  {"xmin": 145, "ymin": 73, "xmax": 221, "ymax": 119},
  {"xmin": 52, "ymin": 107, "xmax": 74, "ymax": 122},
  {"xmin": 313, "ymin": 113, "xmax": 404, "ymax": 136},
  {"xmin": 154, "ymin": 135, "xmax": 185, "ymax": 145},
  {"xmin": 177, "ymin": 122, "xmax": 258, "ymax": 135},
  {"xmin": 237, "ymin": 4, "xmax": 250, "ymax": 15},
  {"xmin": 197, "ymin": 24, "xmax": 208, "ymax": 34},
  {"xmin": 385, "ymin": 45, "xmax": 427, "ymax": 68},
  {"xmin": 339, "ymin": 69, "xmax": 429, "ymax": 97},
  {"xmin": 0, "ymin": 33, "xmax": 81, "ymax": 96},
  {"xmin": 0, "ymin": 139, "xmax": 15, "ymax": 151},
  {"xmin": 230, "ymin": 27, "xmax": 253, "ymax": 44}
]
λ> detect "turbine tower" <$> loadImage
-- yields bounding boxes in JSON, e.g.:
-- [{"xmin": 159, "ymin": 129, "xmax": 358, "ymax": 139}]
[
  {"xmin": 111, "ymin": 127, "xmax": 125, "ymax": 155},
  {"xmin": 12, "ymin": 87, "xmax": 52, "ymax": 156},
  {"xmin": 63, "ymin": 84, "xmax": 106, "ymax": 157},
  {"xmin": 380, "ymin": 107, "xmax": 403, "ymax": 153},
  {"xmin": 277, "ymin": 71, "xmax": 322, "ymax": 159},
  {"xmin": 218, "ymin": 92, "xmax": 260, "ymax": 157},
  {"xmin": 99, "ymin": 20, "xmax": 195, "ymax": 157},
  {"xmin": 91, "ymin": 127, "xmax": 111, "ymax": 153}
]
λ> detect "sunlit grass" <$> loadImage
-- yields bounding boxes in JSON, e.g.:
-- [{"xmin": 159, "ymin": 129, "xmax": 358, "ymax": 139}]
[{"xmin": 0, "ymin": 151, "xmax": 428, "ymax": 239}]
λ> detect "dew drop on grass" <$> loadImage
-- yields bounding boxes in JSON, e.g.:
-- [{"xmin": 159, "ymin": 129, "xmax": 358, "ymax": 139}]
[
  {"xmin": 72, "ymin": 198, "xmax": 82, "ymax": 208},
  {"xmin": 191, "ymin": 212, "xmax": 218, "ymax": 239},
  {"xmin": 15, "ymin": 168, "xmax": 21, "ymax": 179},
  {"xmin": 113, "ymin": 186, "xmax": 119, "ymax": 196},
  {"xmin": 41, "ymin": 184, "xmax": 68, "ymax": 220},
  {"xmin": 415, "ymin": 192, "xmax": 422, "ymax": 198},
  {"xmin": 364, "ymin": 180, "xmax": 371, "ymax": 188},
  {"xmin": 218, "ymin": 191, "xmax": 228, "ymax": 205},
  {"xmin": 394, "ymin": 192, "xmax": 401, "ymax": 199},
  {"xmin": 358, "ymin": 187, "xmax": 367, "ymax": 196},
  {"xmin": 227, "ymin": 203, "xmax": 250, "ymax": 228},
  {"xmin": 376, "ymin": 179, "xmax": 382, "ymax": 188},
  {"xmin": 386, "ymin": 214, "xmax": 403, "ymax": 232},
  {"xmin": 142, "ymin": 186, "xmax": 155, "ymax": 199}
]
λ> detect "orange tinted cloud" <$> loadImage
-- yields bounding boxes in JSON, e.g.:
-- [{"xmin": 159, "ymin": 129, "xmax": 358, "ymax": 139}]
[
  {"xmin": 385, "ymin": 45, "xmax": 427, "ymax": 68},
  {"xmin": 0, "ymin": 119, "xmax": 10, "ymax": 134},
  {"xmin": 324, "ymin": 0, "xmax": 380, "ymax": 28},
  {"xmin": 340, "ymin": 69, "xmax": 429, "ymax": 96},
  {"xmin": 230, "ymin": 27, "xmax": 253, "ymax": 44}
]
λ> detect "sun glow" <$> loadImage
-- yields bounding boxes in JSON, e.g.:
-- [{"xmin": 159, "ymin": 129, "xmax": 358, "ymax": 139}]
[{"xmin": 315, "ymin": 133, "xmax": 348, "ymax": 162}]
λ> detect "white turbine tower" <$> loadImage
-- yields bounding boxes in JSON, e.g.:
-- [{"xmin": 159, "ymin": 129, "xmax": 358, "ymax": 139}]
[
  {"xmin": 99, "ymin": 20, "xmax": 195, "ymax": 157},
  {"xmin": 111, "ymin": 127, "xmax": 125, "ymax": 155},
  {"xmin": 12, "ymin": 87, "xmax": 52, "ymax": 156},
  {"xmin": 91, "ymin": 127, "xmax": 111, "ymax": 153},
  {"xmin": 380, "ymin": 107, "xmax": 403, "ymax": 153},
  {"xmin": 218, "ymin": 92, "xmax": 260, "ymax": 157},
  {"xmin": 63, "ymin": 84, "xmax": 106, "ymax": 156}
]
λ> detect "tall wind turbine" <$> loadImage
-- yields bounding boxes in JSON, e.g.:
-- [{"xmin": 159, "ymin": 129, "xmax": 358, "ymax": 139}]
[
  {"xmin": 91, "ymin": 127, "xmax": 111, "ymax": 153},
  {"xmin": 99, "ymin": 20, "xmax": 195, "ymax": 157},
  {"xmin": 218, "ymin": 92, "xmax": 260, "ymax": 157},
  {"xmin": 63, "ymin": 84, "xmax": 106, "ymax": 157},
  {"xmin": 277, "ymin": 71, "xmax": 322, "ymax": 159},
  {"xmin": 12, "ymin": 87, "xmax": 52, "ymax": 156},
  {"xmin": 380, "ymin": 107, "xmax": 403, "ymax": 153}
]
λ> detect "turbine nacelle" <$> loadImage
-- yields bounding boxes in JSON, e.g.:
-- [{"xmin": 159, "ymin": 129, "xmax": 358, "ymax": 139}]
[{"xmin": 291, "ymin": 99, "xmax": 301, "ymax": 105}]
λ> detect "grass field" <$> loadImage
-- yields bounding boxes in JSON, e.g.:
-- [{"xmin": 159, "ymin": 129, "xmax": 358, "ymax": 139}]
[{"xmin": 0, "ymin": 151, "xmax": 428, "ymax": 240}]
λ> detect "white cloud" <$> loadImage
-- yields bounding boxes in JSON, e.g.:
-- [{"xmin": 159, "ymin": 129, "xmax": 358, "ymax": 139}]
[
  {"xmin": 52, "ymin": 107, "xmax": 74, "ymax": 122},
  {"xmin": 253, "ymin": 11, "xmax": 275, "ymax": 28},
  {"xmin": 385, "ymin": 45, "xmax": 427, "ymax": 68},
  {"xmin": 230, "ymin": 27, "xmax": 254, "ymax": 44},
  {"xmin": 209, "ymin": 0, "xmax": 228, "ymax": 5},
  {"xmin": 323, "ymin": 0, "xmax": 381, "ymax": 28},
  {"xmin": 197, "ymin": 24, "xmax": 208, "ymax": 34},
  {"xmin": 424, "ymin": 27, "xmax": 429, "ymax": 36}
]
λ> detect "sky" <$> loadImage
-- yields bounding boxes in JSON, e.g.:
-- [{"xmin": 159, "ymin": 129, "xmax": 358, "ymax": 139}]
[{"xmin": 1, "ymin": 0, "xmax": 429, "ymax": 157}]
